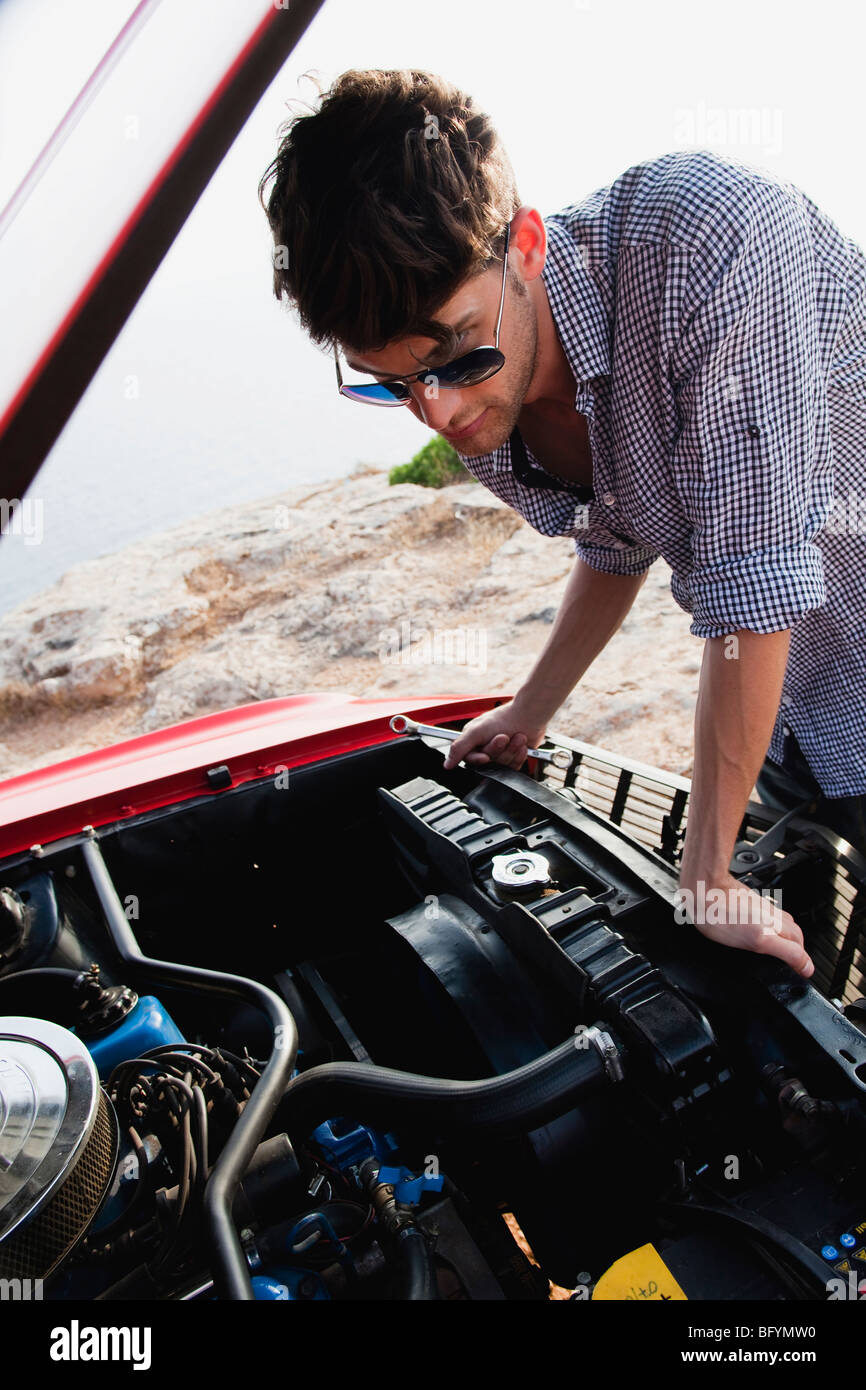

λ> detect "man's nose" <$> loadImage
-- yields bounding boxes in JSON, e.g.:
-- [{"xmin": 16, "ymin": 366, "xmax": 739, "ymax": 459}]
[{"xmin": 406, "ymin": 379, "xmax": 470, "ymax": 431}]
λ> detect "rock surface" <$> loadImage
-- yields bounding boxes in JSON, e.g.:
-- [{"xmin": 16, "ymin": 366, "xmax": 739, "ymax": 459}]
[{"xmin": 0, "ymin": 469, "xmax": 704, "ymax": 781}]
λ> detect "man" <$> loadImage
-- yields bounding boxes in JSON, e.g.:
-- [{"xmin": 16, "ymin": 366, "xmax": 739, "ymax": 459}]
[{"xmin": 260, "ymin": 69, "xmax": 866, "ymax": 980}]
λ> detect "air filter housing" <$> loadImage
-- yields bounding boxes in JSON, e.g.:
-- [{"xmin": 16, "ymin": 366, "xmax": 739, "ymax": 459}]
[{"xmin": 0, "ymin": 1015, "xmax": 117, "ymax": 1282}]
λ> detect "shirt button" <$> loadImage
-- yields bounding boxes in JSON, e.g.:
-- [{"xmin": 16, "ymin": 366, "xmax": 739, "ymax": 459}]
[
  {"xmin": 602, "ymin": 492, "xmax": 616, "ymax": 507},
  {"xmin": 747, "ymin": 424, "xmax": 761, "ymax": 439}
]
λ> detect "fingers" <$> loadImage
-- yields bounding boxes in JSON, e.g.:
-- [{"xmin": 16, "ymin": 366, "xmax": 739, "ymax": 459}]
[
  {"xmin": 690, "ymin": 885, "xmax": 815, "ymax": 979},
  {"xmin": 444, "ymin": 729, "xmax": 530, "ymax": 771},
  {"xmin": 746, "ymin": 925, "xmax": 814, "ymax": 978},
  {"xmin": 444, "ymin": 729, "xmax": 505, "ymax": 770},
  {"xmin": 695, "ymin": 917, "xmax": 814, "ymax": 977},
  {"xmin": 464, "ymin": 733, "xmax": 527, "ymax": 769},
  {"xmin": 736, "ymin": 888, "xmax": 815, "ymax": 977},
  {"xmin": 763, "ymin": 935, "xmax": 815, "ymax": 979},
  {"xmin": 442, "ymin": 727, "xmax": 486, "ymax": 769},
  {"xmin": 752, "ymin": 912, "xmax": 815, "ymax": 978},
  {"xmin": 495, "ymin": 732, "xmax": 528, "ymax": 769}
]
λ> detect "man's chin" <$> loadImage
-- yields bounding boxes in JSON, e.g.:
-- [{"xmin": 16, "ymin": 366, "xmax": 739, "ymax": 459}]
[{"xmin": 443, "ymin": 411, "xmax": 508, "ymax": 458}]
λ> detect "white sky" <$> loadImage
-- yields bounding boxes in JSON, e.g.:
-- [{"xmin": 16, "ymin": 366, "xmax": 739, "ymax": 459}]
[
  {"xmin": 3, "ymin": 0, "xmax": 864, "ymax": 231},
  {"xmin": 0, "ymin": 0, "xmax": 864, "ymax": 607}
]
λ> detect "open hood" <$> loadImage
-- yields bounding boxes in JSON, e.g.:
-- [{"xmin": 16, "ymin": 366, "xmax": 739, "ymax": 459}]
[{"xmin": 0, "ymin": 0, "xmax": 325, "ymax": 505}]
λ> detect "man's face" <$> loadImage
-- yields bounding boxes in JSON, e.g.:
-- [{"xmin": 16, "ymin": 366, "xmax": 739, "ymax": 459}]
[{"xmin": 338, "ymin": 233, "xmax": 540, "ymax": 458}]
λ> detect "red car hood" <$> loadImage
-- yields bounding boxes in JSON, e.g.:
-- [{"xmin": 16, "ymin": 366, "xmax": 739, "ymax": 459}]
[{"xmin": 0, "ymin": 692, "xmax": 504, "ymax": 857}]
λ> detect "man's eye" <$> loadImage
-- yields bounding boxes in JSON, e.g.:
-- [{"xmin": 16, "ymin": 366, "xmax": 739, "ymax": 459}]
[
  {"xmin": 426, "ymin": 335, "xmax": 467, "ymax": 371},
  {"xmin": 371, "ymin": 334, "xmax": 467, "ymax": 383}
]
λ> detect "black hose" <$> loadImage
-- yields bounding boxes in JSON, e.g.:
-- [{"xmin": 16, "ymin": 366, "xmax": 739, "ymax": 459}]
[
  {"xmin": 278, "ymin": 1035, "xmax": 618, "ymax": 1140},
  {"xmin": 80, "ymin": 836, "xmax": 297, "ymax": 1302},
  {"xmin": 397, "ymin": 1226, "xmax": 439, "ymax": 1300},
  {"xmin": 0, "ymin": 966, "xmax": 84, "ymax": 1024}
]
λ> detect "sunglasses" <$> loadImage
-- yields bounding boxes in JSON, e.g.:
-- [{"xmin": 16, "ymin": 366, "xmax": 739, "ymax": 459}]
[{"xmin": 334, "ymin": 223, "xmax": 511, "ymax": 405}]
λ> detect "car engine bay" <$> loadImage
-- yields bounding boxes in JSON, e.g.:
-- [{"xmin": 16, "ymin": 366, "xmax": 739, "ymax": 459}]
[{"xmin": 1, "ymin": 733, "xmax": 866, "ymax": 1301}]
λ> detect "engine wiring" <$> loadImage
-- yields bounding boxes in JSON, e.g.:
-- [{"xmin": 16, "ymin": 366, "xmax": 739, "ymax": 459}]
[{"xmin": 79, "ymin": 1043, "xmax": 256, "ymax": 1286}]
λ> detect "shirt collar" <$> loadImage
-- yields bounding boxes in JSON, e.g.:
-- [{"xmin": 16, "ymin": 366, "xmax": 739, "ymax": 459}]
[{"xmin": 541, "ymin": 214, "xmax": 610, "ymax": 390}]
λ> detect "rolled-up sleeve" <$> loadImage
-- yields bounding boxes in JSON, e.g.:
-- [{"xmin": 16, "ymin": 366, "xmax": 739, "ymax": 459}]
[
  {"xmin": 574, "ymin": 525, "xmax": 660, "ymax": 576},
  {"xmin": 668, "ymin": 181, "xmax": 835, "ymax": 638}
]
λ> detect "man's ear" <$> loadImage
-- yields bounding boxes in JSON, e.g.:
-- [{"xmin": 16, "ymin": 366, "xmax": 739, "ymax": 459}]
[{"xmin": 510, "ymin": 207, "xmax": 547, "ymax": 283}]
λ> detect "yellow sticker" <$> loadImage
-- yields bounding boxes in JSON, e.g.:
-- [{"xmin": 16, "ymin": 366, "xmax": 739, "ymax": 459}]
[{"xmin": 592, "ymin": 1243, "xmax": 688, "ymax": 1301}]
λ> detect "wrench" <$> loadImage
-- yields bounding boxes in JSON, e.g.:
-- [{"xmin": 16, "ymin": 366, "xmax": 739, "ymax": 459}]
[{"xmin": 389, "ymin": 714, "xmax": 573, "ymax": 770}]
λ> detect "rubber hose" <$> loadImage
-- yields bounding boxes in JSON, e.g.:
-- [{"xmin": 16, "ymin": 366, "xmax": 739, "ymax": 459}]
[
  {"xmin": 80, "ymin": 837, "xmax": 298, "ymax": 1302},
  {"xmin": 398, "ymin": 1226, "xmax": 439, "ymax": 1301},
  {"xmin": 0, "ymin": 966, "xmax": 84, "ymax": 1025},
  {"xmin": 278, "ymin": 1035, "xmax": 617, "ymax": 1140}
]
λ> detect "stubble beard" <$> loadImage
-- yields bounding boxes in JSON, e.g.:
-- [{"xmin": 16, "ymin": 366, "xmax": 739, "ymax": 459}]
[{"xmin": 454, "ymin": 284, "xmax": 538, "ymax": 459}]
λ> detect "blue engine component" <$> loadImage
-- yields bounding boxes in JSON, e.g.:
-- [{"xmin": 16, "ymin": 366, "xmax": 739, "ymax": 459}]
[
  {"xmin": 282, "ymin": 1211, "xmax": 354, "ymax": 1280},
  {"xmin": 310, "ymin": 1116, "xmax": 400, "ymax": 1171},
  {"xmin": 376, "ymin": 1164, "xmax": 445, "ymax": 1205},
  {"xmin": 84, "ymin": 995, "xmax": 184, "ymax": 1079},
  {"xmin": 89, "ymin": 1130, "xmax": 162, "ymax": 1234},
  {"xmin": 251, "ymin": 1271, "xmax": 330, "ymax": 1301}
]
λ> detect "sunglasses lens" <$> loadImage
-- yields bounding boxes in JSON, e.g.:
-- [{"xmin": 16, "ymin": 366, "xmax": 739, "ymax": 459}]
[
  {"xmin": 340, "ymin": 381, "xmax": 410, "ymax": 405},
  {"xmin": 339, "ymin": 347, "xmax": 505, "ymax": 403},
  {"xmin": 437, "ymin": 347, "xmax": 504, "ymax": 388}
]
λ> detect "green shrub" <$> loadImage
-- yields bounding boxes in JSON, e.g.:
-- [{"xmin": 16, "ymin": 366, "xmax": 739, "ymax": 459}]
[{"xmin": 388, "ymin": 435, "xmax": 470, "ymax": 488}]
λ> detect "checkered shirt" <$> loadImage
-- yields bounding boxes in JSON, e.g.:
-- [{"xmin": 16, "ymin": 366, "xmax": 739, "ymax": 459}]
[{"xmin": 456, "ymin": 149, "xmax": 866, "ymax": 796}]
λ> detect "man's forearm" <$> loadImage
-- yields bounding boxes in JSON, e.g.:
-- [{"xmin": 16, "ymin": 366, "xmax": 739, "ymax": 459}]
[
  {"xmin": 681, "ymin": 628, "xmax": 791, "ymax": 881},
  {"xmin": 516, "ymin": 556, "xmax": 650, "ymax": 722}
]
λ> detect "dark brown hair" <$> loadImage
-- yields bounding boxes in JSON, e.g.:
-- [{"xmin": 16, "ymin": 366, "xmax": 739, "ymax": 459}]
[{"xmin": 258, "ymin": 68, "xmax": 521, "ymax": 359}]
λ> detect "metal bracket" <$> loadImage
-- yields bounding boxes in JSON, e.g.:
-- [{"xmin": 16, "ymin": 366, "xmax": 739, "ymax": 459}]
[{"xmin": 730, "ymin": 798, "xmax": 817, "ymax": 875}]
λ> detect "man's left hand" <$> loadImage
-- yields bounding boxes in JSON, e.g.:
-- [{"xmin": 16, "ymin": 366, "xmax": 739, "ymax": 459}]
[{"xmin": 677, "ymin": 868, "xmax": 815, "ymax": 979}]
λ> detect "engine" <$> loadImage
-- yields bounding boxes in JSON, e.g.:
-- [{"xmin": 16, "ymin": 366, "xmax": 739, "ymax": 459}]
[{"xmin": 1, "ymin": 735, "xmax": 865, "ymax": 1302}]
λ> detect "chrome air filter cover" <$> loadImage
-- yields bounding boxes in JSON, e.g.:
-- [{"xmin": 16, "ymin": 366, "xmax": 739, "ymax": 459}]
[{"xmin": 0, "ymin": 1016, "xmax": 117, "ymax": 1280}]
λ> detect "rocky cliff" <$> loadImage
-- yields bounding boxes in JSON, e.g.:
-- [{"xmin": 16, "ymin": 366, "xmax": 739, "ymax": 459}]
[{"xmin": 0, "ymin": 467, "xmax": 703, "ymax": 781}]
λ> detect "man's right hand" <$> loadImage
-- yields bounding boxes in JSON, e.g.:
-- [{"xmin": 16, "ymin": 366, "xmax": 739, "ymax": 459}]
[
  {"xmin": 441, "ymin": 697, "xmax": 549, "ymax": 771},
  {"xmin": 440, "ymin": 559, "xmax": 648, "ymax": 774}
]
